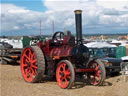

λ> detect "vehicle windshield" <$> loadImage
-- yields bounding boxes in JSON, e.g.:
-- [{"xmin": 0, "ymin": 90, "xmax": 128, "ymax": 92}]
[
  {"xmin": 95, "ymin": 49, "xmax": 105, "ymax": 57},
  {"xmin": 89, "ymin": 48, "xmax": 105, "ymax": 57},
  {"xmin": 89, "ymin": 47, "xmax": 116, "ymax": 58}
]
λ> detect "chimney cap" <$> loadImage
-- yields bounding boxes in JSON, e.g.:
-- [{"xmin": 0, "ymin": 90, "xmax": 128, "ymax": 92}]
[{"xmin": 74, "ymin": 10, "xmax": 82, "ymax": 14}]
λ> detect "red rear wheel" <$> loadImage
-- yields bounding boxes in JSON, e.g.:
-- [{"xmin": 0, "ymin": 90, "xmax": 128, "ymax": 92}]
[
  {"xmin": 21, "ymin": 46, "xmax": 45, "ymax": 83},
  {"xmin": 87, "ymin": 59, "xmax": 106, "ymax": 86},
  {"xmin": 56, "ymin": 60, "xmax": 75, "ymax": 89}
]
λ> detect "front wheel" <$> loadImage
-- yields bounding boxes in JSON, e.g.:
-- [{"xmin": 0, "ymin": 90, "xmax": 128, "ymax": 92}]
[
  {"xmin": 87, "ymin": 59, "xmax": 106, "ymax": 86},
  {"xmin": 56, "ymin": 60, "xmax": 75, "ymax": 89}
]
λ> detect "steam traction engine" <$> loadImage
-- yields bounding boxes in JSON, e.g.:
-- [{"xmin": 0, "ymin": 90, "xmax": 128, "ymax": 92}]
[{"xmin": 20, "ymin": 10, "xmax": 106, "ymax": 89}]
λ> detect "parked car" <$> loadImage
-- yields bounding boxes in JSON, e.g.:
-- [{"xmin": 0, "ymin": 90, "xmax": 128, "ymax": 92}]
[{"xmin": 89, "ymin": 48, "xmax": 122, "ymax": 75}]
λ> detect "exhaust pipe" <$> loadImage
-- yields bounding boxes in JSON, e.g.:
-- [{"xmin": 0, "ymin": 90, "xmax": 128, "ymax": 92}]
[{"xmin": 74, "ymin": 10, "xmax": 83, "ymax": 45}]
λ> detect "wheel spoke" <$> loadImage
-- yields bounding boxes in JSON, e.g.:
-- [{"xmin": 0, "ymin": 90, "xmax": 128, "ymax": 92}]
[
  {"xmin": 31, "ymin": 52, "xmax": 34, "ymax": 60},
  {"xmin": 67, "ymin": 75, "xmax": 71, "ymax": 79},
  {"xmin": 98, "ymin": 70, "xmax": 102, "ymax": 73},
  {"xmin": 25, "ymin": 68, "xmax": 29, "ymax": 72},
  {"xmin": 59, "ymin": 70, "xmax": 63, "ymax": 75},
  {"xmin": 23, "ymin": 63, "xmax": 27, "ymax": 67},
  {"xmin": 29, "ymin": 69, "xmax": 33, "ymax": 79},
  {"xmin": 28, "ymin": 49, "xmax": 32, "ymax": 59},
  {"xmin": 22, "ymin": 58, "xmax": 28, "ymax": 66},
  {"xmin": 95, "ymin": 65, "xmax": 100, "ymax": 70},
  {"xmin": 31, "ymin": 52, "xmax": 36, "ymax": 60},
  {"xmin": 65, "ymin": 68, "xmax": 70, "ymax": 76},
  {"xmin": 25, "ymin": 58, "xmax": 29, "ymax": 63},
  {"xmin": 97, "ymin": 75, "xmax": 101, "ymax": 81},
  {"xmin": 24, "ymin": 54, "xmax": 30, "ymax": 61},
  {"xmin": 25, "ymin": 68, "xmax": 30, "ymax": 77},
  {"xmin": 62, "ymin": 63, "xmax": 66, "ymax": 71},
  {"xmin": 32, "ymin": 59, "xmax": 37, "ymax": 64},
  {"xmin": 31, "ymin": 68, "xmax": 36, "ymax": 76},
  {"xmin": 94, "ymin": 75, "xmax": 101, "ymax": 84},
  {"xmin": 64, "ymin": 78, "xmax": 69, "ymax": 85},
  {"xmin": 34, "ymin": 68, "xmax": 37, "ymax": 75},
  {"xmin": 97, "ymin": 70, "xmax": 102, "ymax": 75},
  {"xmin": 60, "ymin": 76, "xmax": 64, "ymax": 80},
  {"xmin": 31, "ymin": 65, "xmax": 37, "ymax": 69}
]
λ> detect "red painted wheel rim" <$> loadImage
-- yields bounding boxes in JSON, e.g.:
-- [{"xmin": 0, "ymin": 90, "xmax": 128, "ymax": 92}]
[
  {"xmin": 21, "ymin": 48, "xmax": 37, "ymax": 82},
  {"xmin": 56, "ymin": 62, "xmax": 71, "ymax": 88},
  {"xmin": 88, "ymin": 62, "xmax": 102, "ymax": 85}
]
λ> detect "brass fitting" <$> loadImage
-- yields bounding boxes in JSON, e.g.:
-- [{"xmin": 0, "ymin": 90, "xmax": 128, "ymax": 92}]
[{"xmin": 74, "ymin": 10, "xmax": 82, "ymax": 14}]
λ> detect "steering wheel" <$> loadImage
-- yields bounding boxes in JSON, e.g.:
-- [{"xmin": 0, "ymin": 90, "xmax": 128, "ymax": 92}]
[{"xmin": 52, "ymin": 31, "xmax": 64, "ymax": 41}]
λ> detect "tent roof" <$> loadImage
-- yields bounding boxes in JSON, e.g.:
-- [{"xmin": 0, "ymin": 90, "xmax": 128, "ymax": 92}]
[{"xmin": 84, "ymin": 42, "xmax": 117, "ymax": 48}]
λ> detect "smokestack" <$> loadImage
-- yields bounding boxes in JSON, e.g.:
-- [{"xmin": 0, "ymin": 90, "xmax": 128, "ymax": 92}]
[{"xmin": 74, "ymin": 10, "xmax": 83, "ymax": 45}]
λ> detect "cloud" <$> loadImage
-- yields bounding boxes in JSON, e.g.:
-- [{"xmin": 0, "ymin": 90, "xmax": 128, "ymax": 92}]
[
  {"xmin": 1, "ymin": 0, "xmax": 128, "ymax": 36},
  {"xmin": 97, "ymin": 0, "xmax": 128, "ymax": 10},
  {"xmin": 8, "ymin": 9, "xmax": 30, "ymax": 13},
  {"xmin": 43, "ymin": 0, "xmax": 128, "ymax": 34},
  {"xmin": 1, "ymin": 4, "xmax": 44, "ymax": 35},
  {"xmin": 44, "ymin": 0, "xmax": 98, "ymax": 11},
  {"xmin": 13, "ymin": 26, "xmax": 20, "ymax": 30}
]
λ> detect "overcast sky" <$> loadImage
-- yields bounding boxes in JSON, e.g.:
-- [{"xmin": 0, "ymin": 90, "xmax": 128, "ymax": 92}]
[{"xmin": 0, "ymin": 0, "xmax": 128, "ymax": 36}]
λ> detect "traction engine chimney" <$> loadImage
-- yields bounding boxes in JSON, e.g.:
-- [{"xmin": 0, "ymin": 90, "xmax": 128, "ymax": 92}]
[{"xmin": 74, "ymin": 10, "xmax": 83, "ymax": 45}]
